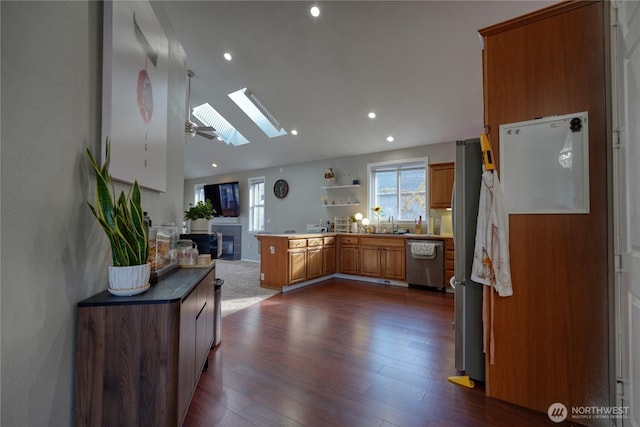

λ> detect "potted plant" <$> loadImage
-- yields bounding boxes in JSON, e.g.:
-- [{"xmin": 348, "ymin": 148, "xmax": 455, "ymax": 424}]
[
  {"xmin": 184, "ymin": 200, "xmax": 215, "ymax": 232},
  {"xmin": 87, "ymin": 140, "xmax": 150, "ymax": 295}
]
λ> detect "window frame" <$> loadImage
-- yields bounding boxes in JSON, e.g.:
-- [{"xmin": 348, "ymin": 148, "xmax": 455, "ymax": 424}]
[
  {"xmin": 194, "ymin": 183, "xmax": 205, "ymax": 204},
  {"xmin": 367, "ymin": 157, "xmax": 429, "ymax": 223},
  {"xmin": 248, "ymin": 176, "xmax": 265, "ymax": 232}
]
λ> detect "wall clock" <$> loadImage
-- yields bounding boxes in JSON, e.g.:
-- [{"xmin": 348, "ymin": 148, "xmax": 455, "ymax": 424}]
[{"xmin": 274, "ymin": 179, "xmax": 289, "ymax": 199}]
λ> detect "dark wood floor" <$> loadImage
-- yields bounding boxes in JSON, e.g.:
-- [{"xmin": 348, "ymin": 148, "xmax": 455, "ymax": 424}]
[{"xmin": 184, "ymin": 278, "xmax": 553, "ymax": 426}]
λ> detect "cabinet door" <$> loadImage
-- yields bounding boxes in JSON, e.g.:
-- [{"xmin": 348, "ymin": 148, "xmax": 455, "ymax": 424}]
[
  {"xmin": 360, "ymin": 246, "xmax": 381, "ymax": 277},
  {"xmin": 381, "ymin": 246, "xmax": 406, "ymax": 280},
  {"xmin": 323, "ymin": 244, "xmax": 336, "ymax": 275},
  {"xmin": 287, "ymin": 249, "xmax": 307, "ymax": 284},
  {"xmin": 178, "ymin": 290, "xmax": 198, "ymax": 422},
  {"xmin": 195, "ymin": 269, "xmax": 215, "ymax": 372},
  {"xmin": 444, "ymin": 238, "xmax": 455, "ymax": 288},
  {"xmin": 340, "ymin": 245, "xmax": 359, "ymax": 274},
  {"xmin": 307, "ymin": 246, "xmax": 323, "ymax": 279},
  {"xmin": 429, "ymin": 162, "xmax": 455, "ymax": 209}
]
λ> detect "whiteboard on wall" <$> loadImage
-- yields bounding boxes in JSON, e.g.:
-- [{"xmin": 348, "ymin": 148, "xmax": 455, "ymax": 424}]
[{"xmin": 499, "ymin": 112, "xmax": 589, "ymax": 214}]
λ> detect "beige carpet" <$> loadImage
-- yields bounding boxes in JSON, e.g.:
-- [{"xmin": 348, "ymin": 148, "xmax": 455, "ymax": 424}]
[{"xmin": 216, "ymin": 259, "xmax": 279, "ymax": 317}]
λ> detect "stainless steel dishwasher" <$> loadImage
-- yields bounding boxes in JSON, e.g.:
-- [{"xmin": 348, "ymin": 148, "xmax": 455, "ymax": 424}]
[{"xmin": 406, "ymin": 239, "xmax": 445, "ymax": 291}]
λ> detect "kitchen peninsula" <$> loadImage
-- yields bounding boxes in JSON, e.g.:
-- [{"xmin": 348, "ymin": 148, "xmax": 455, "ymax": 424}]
[{"xmin": 256, "ymin": 233, "xmax": 454, "ymax": 291}]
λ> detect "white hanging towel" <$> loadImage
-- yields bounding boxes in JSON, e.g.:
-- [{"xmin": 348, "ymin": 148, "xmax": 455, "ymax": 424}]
[
  {"xmin": 471, "ymin": 170, "xmax": 513, "ymax": 366},
  {"xmin": 410, "ymin": 242, "xmax": 436, "ymax": 257},
  {"xmin": 471, "ymin": 170, "xmax": 513, "ymax": 297}
]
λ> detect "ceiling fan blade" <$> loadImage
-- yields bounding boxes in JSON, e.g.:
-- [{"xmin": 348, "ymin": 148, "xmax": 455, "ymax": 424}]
[
  {"xmin": 197, "ymin": 131, "xmax": 216, "ymax": 140},
  {"xmin": 198, "ymin": 126, "xmax": 215, "ymax": 132}
]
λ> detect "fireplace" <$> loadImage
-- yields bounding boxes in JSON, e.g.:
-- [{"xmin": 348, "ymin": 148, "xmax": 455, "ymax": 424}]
[{"xmin": 211, "ymin": 224, "xmax": 241, "ymax": 260}]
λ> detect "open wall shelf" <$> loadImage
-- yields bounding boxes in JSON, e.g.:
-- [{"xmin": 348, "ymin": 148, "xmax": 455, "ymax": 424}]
[{"xmin": 321, "ymin": 184, "xmax": 360, "ymax": 190}]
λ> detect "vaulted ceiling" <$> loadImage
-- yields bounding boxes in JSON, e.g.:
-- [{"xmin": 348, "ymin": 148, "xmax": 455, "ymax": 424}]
[{"xmin": 160, "ymin": 1, "xmax": 554, "ymax": 179}]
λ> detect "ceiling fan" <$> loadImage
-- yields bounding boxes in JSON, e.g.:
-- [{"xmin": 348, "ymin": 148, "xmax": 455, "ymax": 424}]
[{"xmin": 185, "ymin": 69, "xmax": 217, "ymax": 140}]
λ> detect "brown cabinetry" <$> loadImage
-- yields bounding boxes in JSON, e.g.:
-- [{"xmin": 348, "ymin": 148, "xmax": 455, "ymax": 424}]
[
  {"xmin": 359, "ymin": 245, "xmax": 381, "ymax": 277},
  {"xmin": 341, "ymin": 236, "xmax": 406, "ymax": 281},
  {"xmin": 257, "ymin": 234, "xmax": 339, "ymax": 289},
  {"xmin": 287, "ymin": 238, "xmax": 308, "ymax": 284},
  {"xmin": 480, "ymin": 1, "xmax": 609, "ymax": 418},
  {"xmin": 75, "ymin": 266, "xmax": 216, "ymax": 427},
  {"xmin": 338, "ymin": 236, "xmax": 359, "ymax": 274},
  {"xmin": 429, "ymin": 162, "xmax": 454, "ymax": 209},
  {"xmin": 306, "ymin": 242, "xmax": 323, "ymax": 280},
  {"xmin": 322, "ymin": 236, "xmax": 336, "ymax": 275},
  {"xmin": 359, "ymin": 237, "xmax": 406, "ymax": 280},
  {"xmin": 444, "ymin": 238, "xmax": 454, "ymax": 287},
  {"xmin": 381, "ymin": 245, "xmax": 406, "ymax": 280}
]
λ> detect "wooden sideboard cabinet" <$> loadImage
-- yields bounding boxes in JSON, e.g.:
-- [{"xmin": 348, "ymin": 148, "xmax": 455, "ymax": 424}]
[{"xmin": 75, "ymin": 265, "xmax": 216, "ymax": 427}]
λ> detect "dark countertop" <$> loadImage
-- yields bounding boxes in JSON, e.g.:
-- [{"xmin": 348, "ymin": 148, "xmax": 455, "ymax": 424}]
[
  {"xmin": 78, "ymin": 262, "xmax": 215, "ymax": 307},
  {"xmin": 255, "ymin": 232, "xmax": 452, "ymax": 240}
]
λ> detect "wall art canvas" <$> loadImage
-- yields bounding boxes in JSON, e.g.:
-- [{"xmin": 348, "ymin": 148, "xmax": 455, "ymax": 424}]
[{"xmin": 102, "ymin": 0, "xmax": 168, "ymax": 192}]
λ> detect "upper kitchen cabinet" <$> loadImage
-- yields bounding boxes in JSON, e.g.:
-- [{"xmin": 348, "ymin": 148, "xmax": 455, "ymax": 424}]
[
  {"xmin": 429, "ymin": 162, "xmax": 454, "ymax": 209},
  {"xmin": 479, "ymin": 0, "xmax": 609, "ymax": 422}
]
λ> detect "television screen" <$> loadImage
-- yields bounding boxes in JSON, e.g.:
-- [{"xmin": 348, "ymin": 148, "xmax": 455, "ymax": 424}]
[{"xmin": 204, "ymin": 182, "xmax": 240, "ymax": 217}]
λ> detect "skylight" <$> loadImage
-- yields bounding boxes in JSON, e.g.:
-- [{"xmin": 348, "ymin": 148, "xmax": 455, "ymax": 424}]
[
  {"xmin": 228, "ymin": 88, "xmax": 287, "ymax": 138},
  {"xmin": 191, "ymin": 103, "xmax": 249, "ymax": 146}
]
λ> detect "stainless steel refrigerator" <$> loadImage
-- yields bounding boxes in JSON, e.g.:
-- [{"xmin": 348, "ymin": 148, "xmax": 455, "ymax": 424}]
[{"xmin": 452, "ymin": 138, "xmax": 485, "ymax": 382}]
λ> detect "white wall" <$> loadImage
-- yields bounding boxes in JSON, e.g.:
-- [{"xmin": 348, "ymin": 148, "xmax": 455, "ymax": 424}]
[
  {"xmin": 185, "ymin": 141, "xmax": 455, "ymax": 261},
  {"xmin": 0, "ymin": 2, "xmax": 185, "ymax": 425}
]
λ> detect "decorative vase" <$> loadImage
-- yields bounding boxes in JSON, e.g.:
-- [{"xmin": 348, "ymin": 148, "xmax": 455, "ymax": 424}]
[
  {"xmin": 190, "ymin": 218, "xmax": 210, "ymax": 233},
  {"xmin": 108, "ymin": 263, "xmax": 151, "ymax": 296},
  {"xmin": 351, "ymin": 222, "xmax": 358, "ymax": 233}
]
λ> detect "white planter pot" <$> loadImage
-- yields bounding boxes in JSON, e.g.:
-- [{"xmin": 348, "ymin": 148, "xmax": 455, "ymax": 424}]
[
  {"xmin": 190, "ymin": 218, "xmax": 210, "ymax": 233},
  {"xmin": 108, "ymin": 263, "xmax": 151, "ymax": 296}
]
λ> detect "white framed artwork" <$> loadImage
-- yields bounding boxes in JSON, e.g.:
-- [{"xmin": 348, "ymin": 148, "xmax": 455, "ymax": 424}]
[{"xmin": 102, "ymin": 0, "xmax": 168, "ymax": 192}]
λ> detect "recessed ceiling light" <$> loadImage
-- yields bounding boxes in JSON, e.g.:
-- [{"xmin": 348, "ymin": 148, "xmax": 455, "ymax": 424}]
[
  {"xmin": 310, "ymin": 6, "xmax": 320, "ymax": 17},
  {"xmin": 223, "ymin": 52, "xmax": 232, "ymax": 61},
  {"xmin": 386, "ymin": 136, "xmax": 394, "ymax": 142},
  {"xmin": 211, "ymin": 163, "xmax": 218, "ymax": 168},
  {"xmin": 291, "ymin": 129, "xmax": 298, "ymax": 136},
  {"xmin": 368, "ymin": 112, "xmax": 376, "ymax": 119}
]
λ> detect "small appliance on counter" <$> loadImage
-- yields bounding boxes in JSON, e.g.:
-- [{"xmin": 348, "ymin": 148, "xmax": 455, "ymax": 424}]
[{"xmin": 306, "ymin": 224, "xmax": 327, "ymax": 233}]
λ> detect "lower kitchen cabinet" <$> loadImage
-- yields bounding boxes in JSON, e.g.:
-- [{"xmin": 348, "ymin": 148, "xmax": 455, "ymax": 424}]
[
  {"xmin": 75, "ymin": 266, "xmax": 216, "ymax": 427},
  {"xmin": 306, "ymin": 238, "xmax": 324, "ymax": 279},
  {"xmin": 288, "ymin": 248, "xmax": 307, "ymax": 284},
  {"xmin": 359, "ymin": 237, "xmax": 406, "ymax": 280},
  {"xmin": 360, "ymin": 245, "xmax": 382, "ymax": 277},
  {"xmin": 322, "ymin": 237, "xmax": 336, "ymax": 275},
  {"xmin": 339, "ymin": 236, "xmax": 359, "ymax": 274},
  {"xmin": 381, "ymin": 245, "xmax": 406, "ymax": 280},
  {"xmin": 444, "ymin": 238, "xmax": 455, "ymax": 287}
]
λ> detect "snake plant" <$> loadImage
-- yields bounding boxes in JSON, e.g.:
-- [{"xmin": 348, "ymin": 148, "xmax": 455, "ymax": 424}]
[{"xmin": 86, "ymin": 140, "xmax": 149, "ymax": 266}]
